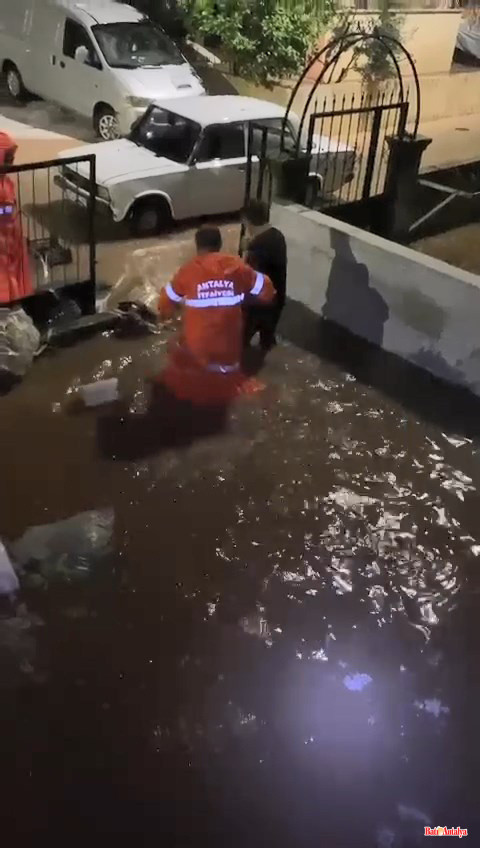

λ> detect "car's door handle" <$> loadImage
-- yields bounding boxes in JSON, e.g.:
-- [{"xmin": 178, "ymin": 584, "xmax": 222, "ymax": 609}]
[
  {"xmin": 51, "ymin": 55, "xmax": 56, "ymax": 66},
  {"xmin": 59, "ymin": 60, "xmax": 65, "ymax": 69}
]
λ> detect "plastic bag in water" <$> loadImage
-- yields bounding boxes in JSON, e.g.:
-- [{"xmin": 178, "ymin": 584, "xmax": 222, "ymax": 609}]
[
  {"xmin": 12, "ymin": 508, "xmax": 114, "ymax": 582},
  {"xmin": 0, "ymin": 306, "xmax": 40, "ymax": 379}
]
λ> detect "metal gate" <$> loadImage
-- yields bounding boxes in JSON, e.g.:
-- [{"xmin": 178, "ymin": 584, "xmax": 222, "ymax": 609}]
[
  {"xmin": 244, "ymin": 90, "xmax": 409, "ymax": 216},
  {"xmin": 304, "ymin": 92, "xmax": 408, "ymax": 210},
  {"xmin": 0, "ymin": 153, "xmax": 97, "ymax": 311}
]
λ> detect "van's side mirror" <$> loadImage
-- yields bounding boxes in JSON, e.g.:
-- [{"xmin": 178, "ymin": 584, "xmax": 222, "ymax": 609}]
[{"xmin": 87, "ymin": 52, "xmax": 102, "ymax": 70}]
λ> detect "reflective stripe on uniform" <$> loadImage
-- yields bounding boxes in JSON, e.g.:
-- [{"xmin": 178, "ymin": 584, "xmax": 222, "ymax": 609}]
[
  {"xmin": 165, "ymin": 282, "xmax": 183, "ymax": 303},
  {"xmin": 250, "ymin": 272, "xmax": 264, "ymax": 296},
  {"xmin": 206, "ymin": 362, "xmax": 240, "ymax": 373},
  {"xmin": 184, "ymin": 294, "xmax": 245, "ymax": 308}
]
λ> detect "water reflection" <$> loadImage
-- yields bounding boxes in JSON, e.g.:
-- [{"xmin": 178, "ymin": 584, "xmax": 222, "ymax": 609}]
[{"xmin": 0, "ymin": 331, "xmax": 477, "ymax": 843}]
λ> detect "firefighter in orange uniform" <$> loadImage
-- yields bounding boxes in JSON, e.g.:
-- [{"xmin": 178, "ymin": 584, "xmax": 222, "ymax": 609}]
[
  {"xmin": 157, "ymin": 226, "xmax": 275, "ymax": 404},
  {"xmin": 0, "ymin": 132, "xmax": 33, "ymax": 303}
]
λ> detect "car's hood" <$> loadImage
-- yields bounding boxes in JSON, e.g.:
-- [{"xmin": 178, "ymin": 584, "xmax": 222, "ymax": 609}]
[
  {"xmin": 58, "ymin": 140, "xmax": 186, "ymax": 183},
  {"xmin": 311, "ymin": 134, "xmax": 352, "ymax": 154},
  {"xmin": 114, "ymin": 63, "xmax": 205, "ymax": 99}
]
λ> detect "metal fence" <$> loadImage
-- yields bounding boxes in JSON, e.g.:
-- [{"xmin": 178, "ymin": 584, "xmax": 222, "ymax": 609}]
[
  {"xmin": 0, "ymin": 154, "xmax": 96, "ymax": 307},
  {"xmin": 244, "ymin": 89, "xmax": 408, "ymax": 218},
  {"xmin": 304, "ymin": 90, "xmax": 408, "ymax": 209}
]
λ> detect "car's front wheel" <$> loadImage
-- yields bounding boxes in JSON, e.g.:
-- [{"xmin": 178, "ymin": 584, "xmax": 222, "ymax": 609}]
[
  {"xmin": 94, "ymin": 105, "xmax": 120, "ymax": 141},
  {"xmin": 4, "ymin": 63, "xmax": 29, "ymax": 101},
  {"xmin": 130, "ymin": 198, "xmax": 172, "ymax": 238}
]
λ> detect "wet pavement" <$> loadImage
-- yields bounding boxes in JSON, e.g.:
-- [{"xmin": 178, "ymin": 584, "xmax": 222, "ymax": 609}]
[{"xmin": 1, "ymin": 327, "xmax": 479, "ymax": 846}]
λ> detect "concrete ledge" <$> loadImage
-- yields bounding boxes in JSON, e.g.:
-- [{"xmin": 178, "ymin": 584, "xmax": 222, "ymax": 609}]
[{"xmin": 272, "ymin": 200, "xmax": 480, "ymax": 396}]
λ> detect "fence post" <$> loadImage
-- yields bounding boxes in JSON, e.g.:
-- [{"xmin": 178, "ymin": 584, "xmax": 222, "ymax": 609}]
[
  {"xmin": 384, "ymin": 133, "xmax": 432, "ymax": 242},
  {"xmin": 362, "ymin": 105, "xmax": 382, "ymax": 201},
  {"xmin": 87, "ymin": 153, "xmax": 97, "ymax": 313}
]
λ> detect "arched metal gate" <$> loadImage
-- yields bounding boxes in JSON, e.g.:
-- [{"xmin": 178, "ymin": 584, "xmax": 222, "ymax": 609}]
[{"xmin": 244, "ymin": 26, "xmax": 421, "ymax": 224}]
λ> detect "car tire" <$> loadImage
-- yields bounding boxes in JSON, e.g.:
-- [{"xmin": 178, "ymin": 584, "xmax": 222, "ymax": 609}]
[
  {"xmin": 4, "ymin": 63, "xmax": 29, "ymax": 101},
  {"xmin": 130, "ymin": 198, "xmax": 172, "ymax": 238},
  {"xmin": 94, "ymin": 105, "xmax": 120, "ymax": 141}
]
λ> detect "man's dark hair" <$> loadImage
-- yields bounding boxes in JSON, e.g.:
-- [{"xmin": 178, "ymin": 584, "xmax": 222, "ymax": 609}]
[
  {"xmin": 195, "ymin": 226, "xmax": 222, "ymax": 253},
  {"xmin": 243, "ymin": 199, "xmax": 270, "ymax": 227}
]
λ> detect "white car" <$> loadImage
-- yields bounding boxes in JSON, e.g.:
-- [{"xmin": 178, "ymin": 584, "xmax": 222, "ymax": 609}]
[{"xmin": 56, "ymin": 95, "xmax": 356, "ymax": 235}]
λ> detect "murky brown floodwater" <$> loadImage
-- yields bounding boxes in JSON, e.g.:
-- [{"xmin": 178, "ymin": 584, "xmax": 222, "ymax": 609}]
[{"xmin": 1, "ymin": 327, "xmax": 479, "ymax": 846}]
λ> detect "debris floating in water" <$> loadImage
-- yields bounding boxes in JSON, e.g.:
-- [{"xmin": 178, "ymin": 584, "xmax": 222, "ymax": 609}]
[
  {"xmin": 414, "ymin": 698, "xmax": 450, "ymax": 718},
  {"xmin": 343, "ymin": 673, "xmax": 373, "ymax": 692}
]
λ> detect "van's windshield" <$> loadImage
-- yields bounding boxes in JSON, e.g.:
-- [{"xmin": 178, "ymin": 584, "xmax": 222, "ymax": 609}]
[
  {"xmin": 92, "ymin": 22, "xmax": 184, "ymax": 69},
  {"xmin": 129, "ymin": 106, "xmax": 200, "ymax": 164}
]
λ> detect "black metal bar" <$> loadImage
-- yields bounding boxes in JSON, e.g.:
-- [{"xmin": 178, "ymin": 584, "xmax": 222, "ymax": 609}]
[
  {"xmin": 74, "ymin": 163, "xmax": 80, "ymax": 288},
  {"xmin": 307, "ymin": 101, "xmax": 404, "ymax": 121},
  {"xmin": 31, "ymin": 166, "xmax": 38, "ymax": 248},
  {"xmin": 16, "ymin": 171, "xmax": 28, "ymax": 291},
  {"xmin": 345, "ymin": 92, "xmax": 360, "ymax": 205},
  {"xmin": 397, "ymin": 101, "xmax": 409, "ymax": 141},
  {"xmin": 59, "ymin": 164, "xmax": 67, "ymax": 288},
  {"xmin": 306, "ymin": 111, "xmax": 316, "ymax": 162},
  {"xmin": 256, "ymin": 127, "xmax": 268, "ymax": 201},
  {"xmin": 353, "ymin": 94, "xmax": 370, "ymax": 203},
  {"xmin": 373, "ymin": 91, "xmax": 387, "ymax": 197},
  {"xmin": 362, "ymin": 105, "xmax": 383, "ymax": 201},
  {"xmin": 87, "ymin": 153, "xmax": 96, "ymax": 311},
  {"xmin": 0, "ymin": 153, "xmax": 97, "ymax": 175},
  {"xmin": 341, "ymin": 93, "xmax": 355, "ymax": 206},
  {"xmin": 239, "ymin": 122, "xmax": 254, "ymax": 255},
  {"xmin": 331, "ymin": 94, "xmax": 346, "ymax": 206},
  {"xmin": 314, "ymin": 96, "xmax": 327, "ymax": 203}
]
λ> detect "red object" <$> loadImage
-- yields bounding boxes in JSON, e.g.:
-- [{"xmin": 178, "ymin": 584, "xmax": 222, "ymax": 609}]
[
  {"xmin": 156, "ymin": 252, "xmax": 275, "ymax": 404},
  {"xmin": 157, "ymin": 339, "xmax": 266, "ymax": 405},
  {"xmin": 0, "ymin": 132, "xmax": 34, "ymax": 304}
]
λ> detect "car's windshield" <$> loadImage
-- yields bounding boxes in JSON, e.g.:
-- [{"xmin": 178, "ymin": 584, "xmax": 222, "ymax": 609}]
[
  {"xmin": 92, "ymin": 22, "xmax": 183, "ymax": 69},
  {"xmin": 129, "ymin": 106, "xmax": 200, "ymax": 164}
]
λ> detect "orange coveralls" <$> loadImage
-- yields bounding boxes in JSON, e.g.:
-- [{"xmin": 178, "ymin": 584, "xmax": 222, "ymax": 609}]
[
  {"xmin": 0, "ymin": 132, "xmax": 33, "ymax": 304},
  {"xmin": 157, "ymin": 252, "xmax": 275, "ymax": 404}
]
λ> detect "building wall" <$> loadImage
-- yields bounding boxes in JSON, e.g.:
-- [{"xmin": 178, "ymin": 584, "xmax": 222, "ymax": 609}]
[
  {"xmin": 313, "ymin": 10, "xmax": 463, "ymax": 78},
  {"xmin": 272, "ymin": 200, "xmax": 480, "ymax": 395},
  {"xmin": 224, "ymin": 10, "xmax": 480, "ymax": 126},
  {"xmin": 229, "ymin": 68, "xmax": 480, "ymax": 127}
]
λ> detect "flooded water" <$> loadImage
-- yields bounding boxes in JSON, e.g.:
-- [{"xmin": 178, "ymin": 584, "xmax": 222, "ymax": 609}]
[{"xmin": 1, "ymin": 328, "xmax": 479, "ymax": 846}]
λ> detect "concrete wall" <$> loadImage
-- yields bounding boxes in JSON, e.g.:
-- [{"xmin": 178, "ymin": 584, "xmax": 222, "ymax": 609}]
[
  {"xmin": 228, "ymin": 68, "xmax": 480, "ymax": 127},
  {"xmin": 272, "ymin": 201, "xmax": 480, "ymax": 395}
]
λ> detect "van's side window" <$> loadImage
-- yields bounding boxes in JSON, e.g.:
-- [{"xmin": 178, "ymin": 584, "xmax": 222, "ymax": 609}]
[{"xmin": 63, "ymin": 19, "xmax": 101, "ymax": 69}]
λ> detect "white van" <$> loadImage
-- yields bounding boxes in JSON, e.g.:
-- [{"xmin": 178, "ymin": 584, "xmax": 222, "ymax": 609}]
[{"xmin": 0, "ymin": 0, "xmax": 205, "ymax": 139}]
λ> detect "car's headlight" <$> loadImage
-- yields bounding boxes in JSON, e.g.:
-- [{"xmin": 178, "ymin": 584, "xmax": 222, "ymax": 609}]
[
  {"xmin": 97, "ymin": 185, "xmax": 110, "ymax": 201},
  {"xmin": 126, "ymin": 96, "xmax": 151, "ymax": 108}
]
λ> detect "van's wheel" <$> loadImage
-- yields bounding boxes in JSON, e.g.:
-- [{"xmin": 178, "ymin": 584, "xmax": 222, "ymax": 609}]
[
  {"xmin": 4, "ymin": 63, "xmax": 28, "ymax": 101},
  {"xmin": 94, "ymin": 105, "xmax": 120, "ymax": 141},
  {"xmin": 130, "ymin": 198, "xmax": 171, "ymax": 237}
]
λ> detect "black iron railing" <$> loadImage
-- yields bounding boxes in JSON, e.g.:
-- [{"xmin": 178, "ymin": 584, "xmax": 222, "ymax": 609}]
[
  {"xmin": 0, "ymin": 154, "xmax": 96, "ymax": 308},
  {"xmin": 244, "ymin": 89, "xmax": 409, "ymax": 217}
]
